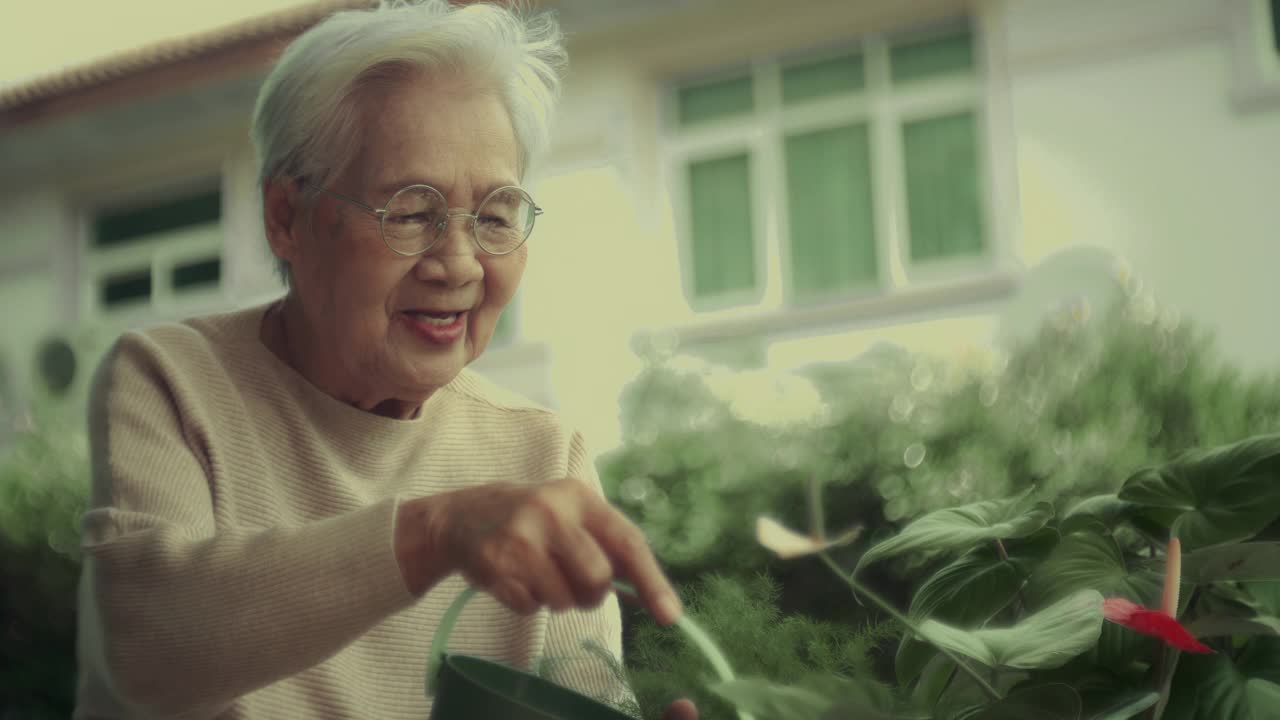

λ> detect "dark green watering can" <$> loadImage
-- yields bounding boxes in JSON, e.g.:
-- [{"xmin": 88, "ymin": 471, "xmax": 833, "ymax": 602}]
[{"xmin": 425, "ymin": 581, "xmax": 745, "ymax": 720}]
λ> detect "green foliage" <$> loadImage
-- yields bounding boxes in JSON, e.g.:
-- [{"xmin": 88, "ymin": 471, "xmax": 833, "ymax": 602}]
[
  {"xmin": 0, "ymin": 397, "xmax": 89, "ymax": 718},
  {"xmin": 625, "ymin": 574, "xmax": 894, "ymax": 720},
  {"xmin": 855, "ymin": 491, "xmax": 1053, "ymax": 576},
  {"xmin": 609, "ymin": 295, "xmax": 1280, "ymax": 718},
  {"xmin": 915, "ymin": 589, "xmax": 1104, "ymax": 671},
  {"xmin": 1118, "ymin": 435, "xmax": 1280, "ymax": 549}
]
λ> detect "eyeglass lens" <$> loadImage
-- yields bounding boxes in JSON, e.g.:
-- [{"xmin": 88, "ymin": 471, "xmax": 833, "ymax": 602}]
[{"xmin": 382, "ymin": 186, "xmax": 536, "ymax": 255}]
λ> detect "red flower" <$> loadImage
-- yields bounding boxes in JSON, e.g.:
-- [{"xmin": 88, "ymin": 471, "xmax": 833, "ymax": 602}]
[
  {"xmin": 1102, "ymin": 537, "xmax": 1212, "ymax": 654},
  {"xmin": 1101, "ymin": 598, "xmax": 1211, "ymax": 654}
]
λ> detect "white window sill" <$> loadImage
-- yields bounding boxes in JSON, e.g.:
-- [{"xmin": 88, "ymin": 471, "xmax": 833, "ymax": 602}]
[{"xmin": 654, "ymin": 269, "xmax": 1019, "ymax": 349}]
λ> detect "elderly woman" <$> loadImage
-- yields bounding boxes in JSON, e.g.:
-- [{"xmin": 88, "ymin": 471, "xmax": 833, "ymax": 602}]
[{"xmin": 74, "ymin": 2, "xmax": 698, "ymax": 719}]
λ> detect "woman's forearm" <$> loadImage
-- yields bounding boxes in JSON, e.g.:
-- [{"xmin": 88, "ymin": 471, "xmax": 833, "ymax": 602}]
[{"xmin": 81, "ymin": 497, "xmax": 417, "ymax": 718}]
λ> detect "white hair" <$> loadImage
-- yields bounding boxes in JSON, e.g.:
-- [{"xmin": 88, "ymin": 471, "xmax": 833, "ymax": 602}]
[{"xmin": 249, "ymin": 0, "xmax": 566, "ymax": 280}]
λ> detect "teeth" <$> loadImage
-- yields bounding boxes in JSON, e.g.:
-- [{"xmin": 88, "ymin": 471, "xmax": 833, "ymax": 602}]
[{"xmin": 411, "ymin": 312, "xmax": 458, "ymax": 326}]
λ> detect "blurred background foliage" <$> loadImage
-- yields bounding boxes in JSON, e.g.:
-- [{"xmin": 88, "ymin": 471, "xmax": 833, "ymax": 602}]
[
  {"xmin": 4, "ymin": 290, "xmax": 1280, "ymax": 719},
  {"xmin": 600, "ymin": 291, "xmax": 1280, "ymax": 718},
  {"xmin": 0, "ymin": 396, "xmax": 87, "ymax": 719}
]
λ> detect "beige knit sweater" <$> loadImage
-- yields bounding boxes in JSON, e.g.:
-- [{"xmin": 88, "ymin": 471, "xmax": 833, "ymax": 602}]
[{"xmin": 75, "ymin": 302, "xmax": 632, "ymax": 719}]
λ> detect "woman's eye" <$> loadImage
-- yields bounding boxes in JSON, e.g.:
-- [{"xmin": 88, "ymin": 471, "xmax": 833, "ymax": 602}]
[
  {"xmin": 393, "ymin": 212, "xmax": 435, "ymax": 226},
  {"xmin": 479, "ymin": 214, "xmax": 512, "ymax": 228}
]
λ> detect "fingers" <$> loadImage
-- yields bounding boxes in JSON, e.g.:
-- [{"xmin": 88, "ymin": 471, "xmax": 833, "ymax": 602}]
[
  {"xmin": 443, "ymin": 478, "xmax": 679, "ymax": 622},
  {"xmin": 550, "ymin": 527, "xmax": 615, "ymax": 608},
  {"xmin": 490, "ymin": 577, "xmax": 539, "ymax": 615},
  {"xmin": 587, "ymin": 505, "xmax": 682, "ymax": 625}
]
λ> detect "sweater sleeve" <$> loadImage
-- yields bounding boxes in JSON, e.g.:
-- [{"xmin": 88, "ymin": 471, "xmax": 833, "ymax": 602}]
[
  {"xmin": 78, "ymin": 334, "xmax": 418, "ymax": 719},
  {"xmin": 540, "ymin": 431, "xmax": 640, "ymax": 715}
]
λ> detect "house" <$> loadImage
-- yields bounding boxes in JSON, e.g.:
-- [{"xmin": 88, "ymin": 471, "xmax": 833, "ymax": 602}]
[{"xmin": 1, "ymin": 0, "xmax": 1278, "ymax": 452}]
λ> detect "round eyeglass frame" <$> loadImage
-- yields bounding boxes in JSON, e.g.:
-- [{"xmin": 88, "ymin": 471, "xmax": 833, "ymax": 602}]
[{"xmin": 310, "ymin": 183, "xmax": 542, "ymax": 257}]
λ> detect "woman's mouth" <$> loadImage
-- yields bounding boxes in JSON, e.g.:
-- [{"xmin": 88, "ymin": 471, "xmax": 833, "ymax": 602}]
[{"xmin": 400, "ymin": 310, "xmax": 467, "ymax": 345}]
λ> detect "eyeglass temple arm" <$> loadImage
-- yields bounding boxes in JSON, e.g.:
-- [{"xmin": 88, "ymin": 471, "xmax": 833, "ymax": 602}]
[{"xmin": 313, "ymin": 185, "xmax": 385, "ymax": 217}]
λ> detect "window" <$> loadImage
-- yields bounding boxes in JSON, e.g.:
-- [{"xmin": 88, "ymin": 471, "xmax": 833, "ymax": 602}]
[
  {"xmin": 1271, "ymin": 0, "xmax": 1280, "ymax": 54},
  {"xmin": 668, "ymin": 23, "xmax": 990, "ymax": 310},
  {"xmin": 1228, "ymin": 0, "xmax": 1280, "ymax": 108},
  {"xmin": 83, "ymin": 185, "xmax": 224, "ymax": 318}
]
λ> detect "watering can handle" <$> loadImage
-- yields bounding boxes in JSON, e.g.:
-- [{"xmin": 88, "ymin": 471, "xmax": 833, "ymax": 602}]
[
  {"xmin": 425, "ymin": 581, "xmax": 642, "ymax": 696},
  {"xmin": 425, "ymin": 580, "xmax": 746, "ymax": 720}
]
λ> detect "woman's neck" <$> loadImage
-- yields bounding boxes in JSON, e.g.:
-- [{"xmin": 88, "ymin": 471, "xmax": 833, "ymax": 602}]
[{"xmin": 263, "ymin": 297, "xmax": 423, "ymax": 420}]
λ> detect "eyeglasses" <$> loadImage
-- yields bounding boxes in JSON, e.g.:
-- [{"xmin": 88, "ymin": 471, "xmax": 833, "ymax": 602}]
[{"xmin": 311, "ymin": 183, "xmax": 542, "ymax": 256}]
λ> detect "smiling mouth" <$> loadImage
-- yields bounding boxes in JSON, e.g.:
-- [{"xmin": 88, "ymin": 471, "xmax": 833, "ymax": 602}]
[{"xmin": 405, "ymin": 310, "xmax": 461, "ymax": 326}]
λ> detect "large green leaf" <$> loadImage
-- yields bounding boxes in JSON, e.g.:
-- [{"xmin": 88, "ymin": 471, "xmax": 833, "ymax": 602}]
[
  {"xmin": 1119, "ymin": 434, "xmax": 1280, "ymax": 550},
  {"xmin": 1084, "ymin": 690, "xmax": 1158, "ymax": 720},
  {"xmin": 707, "ymin": 677, "xmax": 830, "ymax": 720},
  {"xmin": 1181, "ymin": 542, "xmax": 1280, "ymax": 583},
  {"xmin": 951, "ymin": 683, "xmax": 1082, "ymax": 720},
  {"xmin": 897, "ymin": 529, "xmax": 1058, "ymax": 686},
  {"xmin": 855, "ymin": 490, "xmax": 1054, "ymax": 575},
  {"xmin": 915, "ymin": 589, "xmax": 1103, "ymax": 670},
  {"xmin": 1185, "ymin": 614, "xmax": 1280, "ymax": 638},
  {"xmin": 1025, "ymin": 528, "xmax": 1162, "ymax": 610},
  {"xmin": 1024, "ymin": 527, "xmax": 1163, "ymax": 671},
  {"xmin": 1061, "ymin": 494, "xmax": 1136, "ymax": 536},
  {"xmin": 1164, "ymin": 637, "xmax": 1280, "ymax": 720}
]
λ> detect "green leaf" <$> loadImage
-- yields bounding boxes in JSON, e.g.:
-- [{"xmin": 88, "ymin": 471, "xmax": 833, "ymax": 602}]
[
  {"xmin": 1164, "ymin": 637, "xmax": 1280, "ymax": 720},
  {"xmin": 1181, "ymin": 542, "xmax": 1280, "ymax": 583},
  {"xmin": 1061, "ymin": 494, "xmax": 1135, "ymax": 536},
  {"xmin": 896, "ymin": 530, "xmax": 1057, "ymax": 686},
  {"xmin": 1025, "ymin": 529, "xmax": 1162, "ymax": 610},
  {"xmin": 1119, "ymin": 434, "xmax": 1280, "ymax": 550},
  {"xmin": 1084, "ymin": 690, "xmax": 1158, "ymax": 720},
  {"xmin": 707, "ymin": 677, "xmax": 830, "ymax": 720},
  {"xmin": 1185, "ymin": 614, "xmax": 1280, "ymax": 638},
  {"xmin": 1024, "ymin": 528, "xmax": 1163, "ymax": 671},
  {"xmin": 915, "ymin": 589, "xmax": 1103, "ymax": 670},
  {"xmin": 856, "ymin": 490, "xmax": 1054, "ymax": 575},
  {"xmin": 951, "ymin": 683, "xmax": 1082, "ymax": 720}
]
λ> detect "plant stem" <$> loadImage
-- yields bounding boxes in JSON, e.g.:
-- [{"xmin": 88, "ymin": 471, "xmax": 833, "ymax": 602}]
[
  {"xmin": 817, "ymin": 552, "xmax": 1002, "ymax": 703},
  {"xmin": 1151, "ymin": 586, "xmax": 1199, "ymax": 719}
]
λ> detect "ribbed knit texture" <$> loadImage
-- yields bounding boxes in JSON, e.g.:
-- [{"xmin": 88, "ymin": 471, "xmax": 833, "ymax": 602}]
[{"xmin": 75, "ymin": 302, "xmax": 632, "ymax": 719}]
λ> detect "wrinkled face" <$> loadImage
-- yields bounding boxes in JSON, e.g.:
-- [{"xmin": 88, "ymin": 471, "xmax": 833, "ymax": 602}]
[{"xmin": 283, "ymin": 75, "xmax": 526, "ymax": 403}]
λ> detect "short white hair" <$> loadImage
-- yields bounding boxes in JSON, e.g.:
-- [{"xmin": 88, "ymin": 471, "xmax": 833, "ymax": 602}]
[{"xmin": 250, "ymin": 0, "xmax": 566, "ymax": 279}]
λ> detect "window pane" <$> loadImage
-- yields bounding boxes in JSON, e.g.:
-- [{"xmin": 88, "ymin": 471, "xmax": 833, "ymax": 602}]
[
  {"xmin": 903, "ymin": 111, "xmax": 984, "ymax": 262},
  {"xmin": 890, "ymin": 30, "xmax": 974, "ymax": 84},
  {"xmin": 172, "ymin": 257, "xmax": 221, "ymax": 291},
  {"xmin": 688, "ymin": 153, "xmax": 756, "ymax": 299},
  {"xmin": 95, "ymin": 190, "xmax": 221, "ymax": 248},
  {"xmin": 785, "ymin": 124, "xmax": 877, "ymax": 300},
  {"xmin": 677, "ymin": 74, "xmax": 753, "ymax": 126},
  {"xmin": 101, "ymin": 269, "xmax": 152, "ymax": 307},
  {"xmin": 1272, "ymin": 0, "xmax": 1279, "ymax": 54},
  {"xmin": 782, "ymin": 52, "xmax": 865, "ymax": 104}
]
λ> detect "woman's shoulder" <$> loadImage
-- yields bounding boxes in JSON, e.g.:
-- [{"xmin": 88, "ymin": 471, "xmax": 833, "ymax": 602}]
[{"xmin": 97, "ymin": 303, "xmax": 270, "ymax": 394}]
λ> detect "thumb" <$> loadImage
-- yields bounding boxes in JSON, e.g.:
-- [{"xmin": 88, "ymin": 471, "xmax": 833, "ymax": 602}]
[{"xmin": 662, "ymin": 698, "xmax": 698, "ymax": 720}]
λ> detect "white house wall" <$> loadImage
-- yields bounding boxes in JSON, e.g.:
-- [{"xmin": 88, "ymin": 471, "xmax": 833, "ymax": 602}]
[{"xmin": 532, "ymin": 0, "xmax": 1280, "ymax": 452}]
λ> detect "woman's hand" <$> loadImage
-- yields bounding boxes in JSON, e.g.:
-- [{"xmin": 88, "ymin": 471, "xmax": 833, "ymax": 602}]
[{"xmin": 395, "ymin": 477, "xmax": 684, "ymax": 625}]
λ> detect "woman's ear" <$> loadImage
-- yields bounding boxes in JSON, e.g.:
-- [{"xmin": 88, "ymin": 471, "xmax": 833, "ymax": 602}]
[{"xmin": 263, "ymin": 177, "xmax": 304, "ymax": 268}]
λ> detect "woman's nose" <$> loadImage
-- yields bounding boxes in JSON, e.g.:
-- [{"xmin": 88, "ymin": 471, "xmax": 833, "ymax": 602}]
[{"xmin": 415, "ymin": 214, "xmax": 484, "ymax": 287}]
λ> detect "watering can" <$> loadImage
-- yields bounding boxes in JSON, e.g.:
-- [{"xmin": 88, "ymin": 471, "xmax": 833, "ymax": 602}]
[{"xmin": 425, "ymin": 581, "xmax": 743, "ymax": 720}]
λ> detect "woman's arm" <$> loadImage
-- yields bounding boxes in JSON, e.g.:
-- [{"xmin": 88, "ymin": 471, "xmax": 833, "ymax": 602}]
[{"xmin": 79, "ymin": 335, "xmax": 419, "ymax": 718}]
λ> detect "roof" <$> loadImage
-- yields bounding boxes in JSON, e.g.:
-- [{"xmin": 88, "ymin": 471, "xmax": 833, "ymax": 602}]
[{"xmin": 0, "ymin": 1, "xmax": 375, "ymax": 124}]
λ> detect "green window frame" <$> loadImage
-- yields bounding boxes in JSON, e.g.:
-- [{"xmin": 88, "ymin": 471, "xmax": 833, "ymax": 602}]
[{"xmin": 671, "ymin": 23, "xmax": 987, "ymax": 309}]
